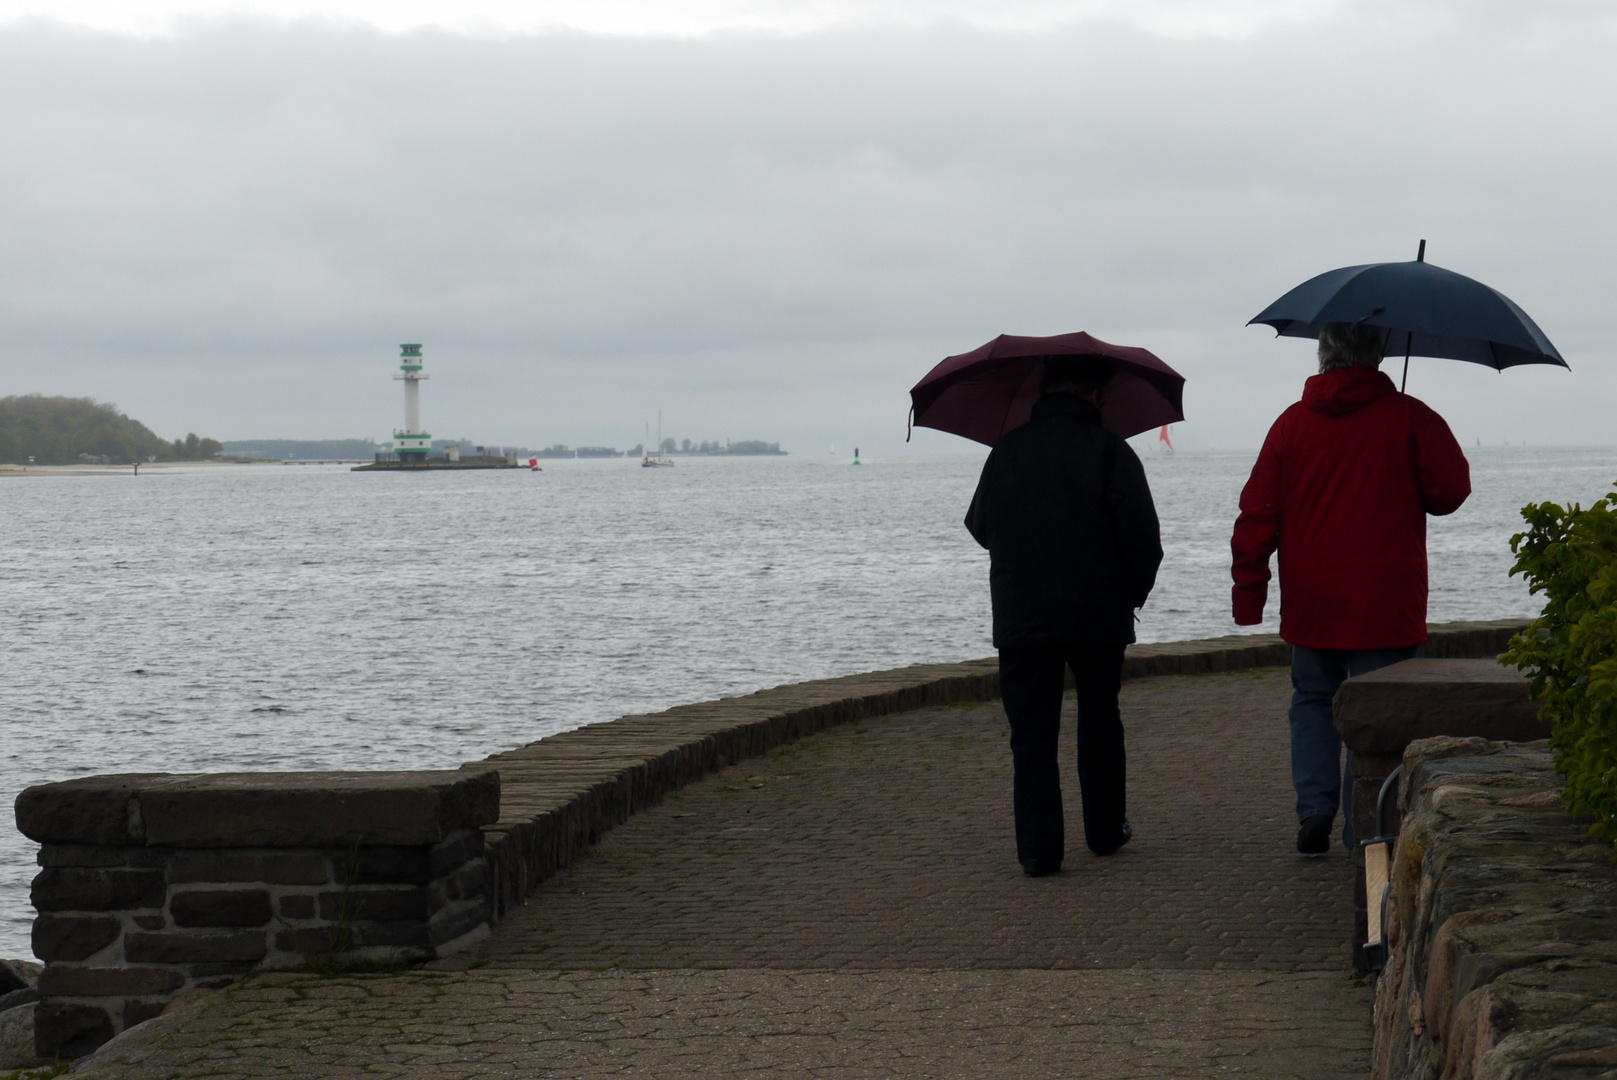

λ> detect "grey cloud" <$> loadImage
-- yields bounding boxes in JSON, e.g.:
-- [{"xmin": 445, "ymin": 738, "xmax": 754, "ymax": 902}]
[{"xmin": 0, "ymin": 8, "xmax": 1612, "ymax": 451}]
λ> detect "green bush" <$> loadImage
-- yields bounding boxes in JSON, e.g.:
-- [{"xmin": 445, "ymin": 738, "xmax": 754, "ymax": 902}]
[{"xmin": 1502, "ymin": 487, "xmax": 1617, "ymax": 853}]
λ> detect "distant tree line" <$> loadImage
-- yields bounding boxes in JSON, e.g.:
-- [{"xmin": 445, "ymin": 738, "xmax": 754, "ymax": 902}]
[
  {"xmin": 534, "ymin": 439, "xmax": 787, "ymax": 458},
  {"xmin": 657, "ymin": 438, "xmax": 785, "ymax": 456},
  {"xmin": 222, "ymin": 439, "xmax": 379, "ymax": 460},
  {"xmin": 0, "ymin": 395, "xmax": 222, "ymax": 465},
  {"xmin": 534, "ymin": 444, "xmax": 621, "ymax": 458}
]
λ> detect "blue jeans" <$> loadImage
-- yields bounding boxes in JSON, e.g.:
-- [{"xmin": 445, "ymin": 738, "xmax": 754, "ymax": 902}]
[{"xmin": 1289, "ymin": 644, "xmax": 1418, "ymax": 851}]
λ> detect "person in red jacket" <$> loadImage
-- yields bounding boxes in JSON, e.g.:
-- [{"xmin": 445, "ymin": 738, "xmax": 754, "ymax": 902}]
[{"xmin": 1231, "ymin": 322, "xmax": 1471, "ymax": 855}]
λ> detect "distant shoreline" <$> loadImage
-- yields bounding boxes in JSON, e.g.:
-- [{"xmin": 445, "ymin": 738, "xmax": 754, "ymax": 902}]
[
  {"xmin": 1, "ymin": 456, "xmax": 799, "ymax": 477},
  {"xmin": 0, "ymin": 460, "xmax": 273, "ymax": 478}
]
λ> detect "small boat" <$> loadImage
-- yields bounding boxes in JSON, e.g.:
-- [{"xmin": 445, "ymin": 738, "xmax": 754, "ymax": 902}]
[{"xmin": 641, "ymin": 414, "xmax": 675, "ymax": 467}]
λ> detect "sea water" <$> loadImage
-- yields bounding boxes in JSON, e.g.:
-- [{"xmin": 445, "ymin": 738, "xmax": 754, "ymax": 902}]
[{"xmin": 3, "ymin": 447, "xmax": 1615, "ymax": 955}]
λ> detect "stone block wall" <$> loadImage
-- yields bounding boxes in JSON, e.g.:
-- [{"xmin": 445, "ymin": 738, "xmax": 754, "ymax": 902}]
[
  {"xmin": 1372, "ymin": 737, "xmax": 1617, "ymax": 1079},
  {"xmin": 16, "ymin": 771, "xmax": 498, "ymax": 1059},
  {"xmin": 1333, "ymin": 646, "xmax": 1545, "ymax": 969}
]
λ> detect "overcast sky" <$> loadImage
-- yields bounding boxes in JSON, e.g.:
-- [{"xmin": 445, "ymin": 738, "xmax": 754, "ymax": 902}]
[{"xmin": 1, "ymin": 0, "xmax": 1612, "ymax": 454}]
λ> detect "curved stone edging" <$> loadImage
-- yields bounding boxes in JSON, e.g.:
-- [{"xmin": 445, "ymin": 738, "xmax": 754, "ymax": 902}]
[{"xmin": 466, "ymin": 619, "xmax": 1527, "ymax": 921}]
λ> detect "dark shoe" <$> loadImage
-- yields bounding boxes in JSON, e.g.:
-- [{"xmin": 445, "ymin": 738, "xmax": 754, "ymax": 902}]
[
  {"xmin": 1297, "ymin": 815, "xmax": 1332, "ymax": 855},
  {"xmin": 1021, "ymin": 860, "xmax": 1062, "ymax": 877},
  {"xmin": 1091, "ymin": 818, "xmax": 1132, "ymax": 857}
]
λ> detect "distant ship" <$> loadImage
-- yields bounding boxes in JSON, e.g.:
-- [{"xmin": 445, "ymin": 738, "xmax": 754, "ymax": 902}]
[{"xmin": 642, "ymin": 413, "xmax": 674, "ymax": 468}]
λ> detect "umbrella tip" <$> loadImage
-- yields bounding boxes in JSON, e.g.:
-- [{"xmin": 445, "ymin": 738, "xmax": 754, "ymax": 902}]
[{"xmin": 1416, "ymin": 238, "xmax": 1426, "ymax": 263}]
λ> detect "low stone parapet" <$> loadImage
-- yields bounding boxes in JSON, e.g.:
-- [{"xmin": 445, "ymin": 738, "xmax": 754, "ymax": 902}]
[
  {"xmin": 1372, "ymin": 737, "xmax": 1617, "ymax": 1079},
  {"xmin": 14, "ymin": 770, "xmax": 498, "ymax": 1059},
  {"xmin": 1338, "ymin": 655, "xmax": 1547, "ymax": 849},
  {"xmin": 1335, "ymin": 653, "xmax": 1546, "ymax": 968},
  {"xmin": 1335, "ymin": 658, "xmax": 1545, "ymax": 758}
]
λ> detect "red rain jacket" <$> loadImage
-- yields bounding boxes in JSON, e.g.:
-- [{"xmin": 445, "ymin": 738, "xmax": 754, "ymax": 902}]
[{"xmin": 1231, "ymin": 367, "xmax": 1471, "ymax": 649}]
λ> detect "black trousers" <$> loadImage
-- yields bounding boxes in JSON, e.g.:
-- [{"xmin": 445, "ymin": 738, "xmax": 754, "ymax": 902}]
[{"xmin": 999, "ymin": 643, "xmax": 1128, "ymax": 867}]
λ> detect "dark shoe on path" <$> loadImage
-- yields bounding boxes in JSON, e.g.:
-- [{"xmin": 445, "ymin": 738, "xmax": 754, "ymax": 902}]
[
  {"xmin": 1021, "ymin": 859, "xmax": 1062, "ymax": 877},
  {"xmin": 1091, "ymin": 818, "xmax": 1132, "ymax": 857},
  {"xmin": 1297, "ymin": 814, "xmax": 1332, "ymax": 855}
]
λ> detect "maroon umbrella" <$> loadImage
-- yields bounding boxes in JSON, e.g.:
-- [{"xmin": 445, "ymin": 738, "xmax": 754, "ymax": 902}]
[{"xmin": 908, "ymin": 332, "xmax": 1185, "ymax": 446}]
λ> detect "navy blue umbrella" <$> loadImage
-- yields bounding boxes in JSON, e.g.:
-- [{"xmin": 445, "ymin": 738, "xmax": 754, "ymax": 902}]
[{"xmin": 1249, "ymin": 240, "xmax": 1567, "ymax": 390}]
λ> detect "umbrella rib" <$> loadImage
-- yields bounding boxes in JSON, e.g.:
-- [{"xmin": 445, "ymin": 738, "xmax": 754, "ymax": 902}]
[{"xmin": 1001, "ymin": 363, "xmax": 1024, "ymax": 440}]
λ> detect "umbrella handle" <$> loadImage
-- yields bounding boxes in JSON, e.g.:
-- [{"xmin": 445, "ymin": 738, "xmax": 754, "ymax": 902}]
[{"xmin": 906, "ymin": 405, "xmax": 914, "ymax": 443}]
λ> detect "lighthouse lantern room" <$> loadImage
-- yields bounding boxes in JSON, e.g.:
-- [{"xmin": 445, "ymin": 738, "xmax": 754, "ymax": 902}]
[{"xmin": 393, "ymin": 343, "xmax": 431, "ymax": 462}]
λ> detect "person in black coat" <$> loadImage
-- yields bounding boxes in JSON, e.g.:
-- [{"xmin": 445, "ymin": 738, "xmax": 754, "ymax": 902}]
[{"xmin": 965, "ymin": 356, "xmax": 1163, "ymax": 876}]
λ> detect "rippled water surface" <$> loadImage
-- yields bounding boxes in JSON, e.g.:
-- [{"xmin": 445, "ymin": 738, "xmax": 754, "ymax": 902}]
[{"xmin": 4, "ymin": 448, "xmax": 1615, "ymax": 954}]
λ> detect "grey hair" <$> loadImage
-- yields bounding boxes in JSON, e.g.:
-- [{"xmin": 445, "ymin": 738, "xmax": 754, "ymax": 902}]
[{"xmin": 1318, "ymin": 322, "xmax": 1387, "ymax": 373}]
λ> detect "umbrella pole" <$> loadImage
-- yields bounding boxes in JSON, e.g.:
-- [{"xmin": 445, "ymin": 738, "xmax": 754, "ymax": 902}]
[{"xmin": 1401, "ymin": 239, "xmax": 1425, "ymax": 393}]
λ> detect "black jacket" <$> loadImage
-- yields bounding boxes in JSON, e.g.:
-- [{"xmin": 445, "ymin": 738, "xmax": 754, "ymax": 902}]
[{"xmin": 965, "ymin": 394, "xmax": 1163, "ymax": 649}]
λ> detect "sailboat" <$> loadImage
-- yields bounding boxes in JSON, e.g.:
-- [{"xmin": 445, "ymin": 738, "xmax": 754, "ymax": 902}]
[{"xmin": 641, "ymin": 412, "xmax": 674, "ymax": 467}]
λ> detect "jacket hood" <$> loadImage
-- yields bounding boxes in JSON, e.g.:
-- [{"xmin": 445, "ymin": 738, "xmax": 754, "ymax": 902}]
[{"xmin": 1302, "ymin": 367, "xmax": 1398, "ymax": 416}]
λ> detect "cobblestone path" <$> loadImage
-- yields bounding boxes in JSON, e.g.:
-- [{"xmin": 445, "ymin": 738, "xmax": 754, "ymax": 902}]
[{"xmin": 83, "ymin": 668, "xmax": 1372, "ymax": 1078}]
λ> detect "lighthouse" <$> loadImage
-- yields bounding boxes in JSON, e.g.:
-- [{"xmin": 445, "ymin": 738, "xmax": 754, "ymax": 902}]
[{"xmin": 393, "ymin": 344, "xmax": 431, "ymax": 462}]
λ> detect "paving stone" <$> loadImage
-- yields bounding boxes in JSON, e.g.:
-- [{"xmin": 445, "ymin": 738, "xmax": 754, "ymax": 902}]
[
  {"xmin": 66, "ymin": 669, "xmax": 1373, "ymax": 1078},
  {"xmin": 484, "ymin": 670, "xmax": 1349, "ymax": 974},
  {"xmin": 72, "ymin": 968, "xmax": 1371, "ymax": 1080}
]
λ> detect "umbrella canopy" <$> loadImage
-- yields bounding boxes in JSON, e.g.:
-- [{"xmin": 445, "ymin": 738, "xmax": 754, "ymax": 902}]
[
  {"xmin": 1248, "ymin": 257, "xmax": 1567, "ymax": 372},
  {"xmin": 909, "ymin": 332, "xmax": 1185, "ymax": 447}
]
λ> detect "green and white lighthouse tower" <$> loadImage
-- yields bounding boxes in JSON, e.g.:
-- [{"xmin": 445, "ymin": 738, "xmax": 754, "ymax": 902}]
[{"xmin": 393, "ymin": 343, "xmax": 431, "ymax": 462}]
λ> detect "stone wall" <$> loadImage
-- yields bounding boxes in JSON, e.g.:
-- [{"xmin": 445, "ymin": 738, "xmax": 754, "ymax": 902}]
[
  {"xmin": 1334, "ymin": 645, "xmax": 1545, "ymax": 969},
  {"xmin": 15, "ymin": 771, "xmax": 498, "ymax": 1059},
  {"xmin": 1372, "ymin": 737, "xmax": 1617, "ymax": 1079}
]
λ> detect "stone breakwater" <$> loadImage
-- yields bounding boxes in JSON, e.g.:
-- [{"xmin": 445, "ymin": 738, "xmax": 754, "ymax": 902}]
[
  {"xmin": 12, "ymin": 619, "xmax": 1526, "ymax": 1063},
  {"xmin": 1373, "ymin": 737, "xmax": 1617, "ymax": 1078}
]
